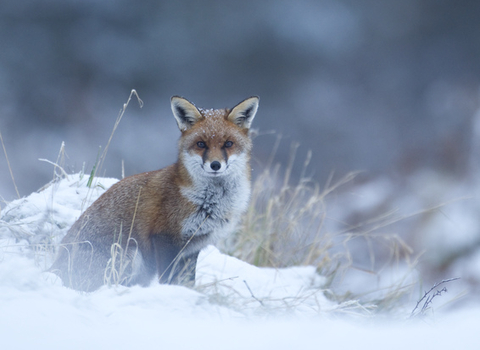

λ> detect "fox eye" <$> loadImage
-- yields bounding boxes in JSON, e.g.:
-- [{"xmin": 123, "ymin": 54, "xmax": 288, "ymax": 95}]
[
  {"xmin": 197, "ymin": 141, "xmax": 206, "ymax": 149},
  {"xmin": 224, "ymin": 141, "xmax": 233, "ymax": 148}
]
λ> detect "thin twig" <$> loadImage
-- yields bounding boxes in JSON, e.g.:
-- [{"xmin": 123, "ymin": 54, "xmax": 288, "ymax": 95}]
[
  {"xmin": 243, "ymin": 280, "xmax": 264, "ymax": 306},
  {"xmin": 409, "ymin": 277, "xmax": 460, "ymax": 318}
]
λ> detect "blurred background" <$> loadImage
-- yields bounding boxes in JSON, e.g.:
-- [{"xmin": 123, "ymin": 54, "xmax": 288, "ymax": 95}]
[{"xmin": 1, "ymin": 0, "xmax": 480, "ymax": 305}]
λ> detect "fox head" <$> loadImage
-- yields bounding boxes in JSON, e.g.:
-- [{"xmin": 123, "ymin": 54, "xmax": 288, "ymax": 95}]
[{"xmin": 171, "ymin": 96, "xmax": 259, "ymax": 180}]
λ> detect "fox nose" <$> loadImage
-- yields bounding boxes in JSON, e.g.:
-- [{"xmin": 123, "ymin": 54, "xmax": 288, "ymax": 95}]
[{"xmin": 210, "ymin": 161, "xmax": 221, "ymax": 171}]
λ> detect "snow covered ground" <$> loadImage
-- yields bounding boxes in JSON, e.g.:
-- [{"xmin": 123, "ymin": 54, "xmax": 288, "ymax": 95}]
[{"xmin": 1, "ymin": 173, "xmax": 479, "ymax": 349}]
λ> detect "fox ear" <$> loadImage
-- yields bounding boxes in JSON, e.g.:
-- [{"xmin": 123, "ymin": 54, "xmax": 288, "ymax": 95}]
[
  {"xmin": 171, "ymin": 96, "xmax": 203, "ymax": 131},
  {"xmin": 227, "ymin": 96, "xmax": 259, "ymax": 129}
]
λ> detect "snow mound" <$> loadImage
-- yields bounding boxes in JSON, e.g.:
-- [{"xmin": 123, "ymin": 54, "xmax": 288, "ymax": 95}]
[
  {"xmin": 0, "ymin": 173, "xmax": 342, "ymax": 319},
  {"xmin": 0, "ymin": 173, "xmax": 118, "ymax": 249},
  {"xmin": 1, "ymin": 173, "xmax": 480, "ymax": 349}
]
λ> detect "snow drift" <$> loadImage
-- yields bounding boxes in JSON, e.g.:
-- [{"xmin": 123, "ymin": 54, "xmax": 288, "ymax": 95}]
[{"xmin": 0, "ymin": 173, "xmax": 479, "ymax": 349}]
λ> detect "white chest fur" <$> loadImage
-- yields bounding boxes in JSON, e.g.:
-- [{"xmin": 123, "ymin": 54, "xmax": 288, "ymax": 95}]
[{"xmin": 180, "ymin": 173, "xmax": 250, "ymax": 244}]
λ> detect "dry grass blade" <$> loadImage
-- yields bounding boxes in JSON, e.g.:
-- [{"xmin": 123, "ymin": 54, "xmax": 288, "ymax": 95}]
[
  {"xmin": 81, "ymin": 89, "xmax": 143, "ymax": 212},
  {"xmin": 0, "ymin": 127, "xmax": 20, "ymax": 199},
  {"xmin": 96, "ymin": 89, "xmax": 143, "ymax": 178}
]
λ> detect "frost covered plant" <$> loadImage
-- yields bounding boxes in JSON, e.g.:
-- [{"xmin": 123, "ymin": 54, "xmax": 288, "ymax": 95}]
[{"xmin": 409, "ymin": 278, "xmax": 460, "ymax": 318}]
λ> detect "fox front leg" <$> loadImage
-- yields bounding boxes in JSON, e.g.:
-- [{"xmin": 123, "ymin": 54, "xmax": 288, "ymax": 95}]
[{"xmin": 152, "ymin": 234, "xmax": 198, "ymax": 286}]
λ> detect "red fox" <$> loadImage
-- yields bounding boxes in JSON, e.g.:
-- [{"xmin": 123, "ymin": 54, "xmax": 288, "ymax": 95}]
[{"xmin": 49, "ymin": 96, "xmax": 259, "ymax": 292}]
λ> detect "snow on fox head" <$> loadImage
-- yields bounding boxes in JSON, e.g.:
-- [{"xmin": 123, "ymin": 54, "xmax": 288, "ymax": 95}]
[{"xmin": 171, "ymin": 96, "xmax": 259, "ymax": 180}]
